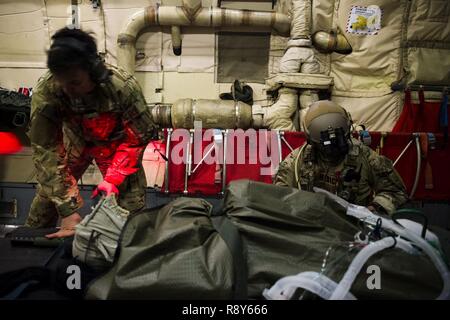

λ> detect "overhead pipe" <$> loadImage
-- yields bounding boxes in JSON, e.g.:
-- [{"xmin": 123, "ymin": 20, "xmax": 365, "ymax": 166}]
[
  {"xmin": 116, "ymin": 1, "xmax": 329, "ymax": 132},
  {"xmin": 150, "ymin": 99, "xmax": 253, "ymax": 129},
  {"xmin": 117, "ymin": 5, "xmax": 290, "ymax": 74},
  {"xmin": 150, "ymin": 90, "xmax": 301, "ymax": 131}
]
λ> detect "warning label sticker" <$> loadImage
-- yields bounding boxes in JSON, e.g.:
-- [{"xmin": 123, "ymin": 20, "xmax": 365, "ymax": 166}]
[{"xmin": 346, "ymin": 5, "xmax": 382, "ymax": 35}]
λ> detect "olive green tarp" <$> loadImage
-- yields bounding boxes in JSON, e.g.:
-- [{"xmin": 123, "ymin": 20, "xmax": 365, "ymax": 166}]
[{"xmin": 86, "ymin": 180, "xmax": 445, "ymax": 299}]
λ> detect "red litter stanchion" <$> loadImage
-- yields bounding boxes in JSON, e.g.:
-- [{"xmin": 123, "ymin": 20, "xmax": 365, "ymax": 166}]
[{"xmin": 18, "ymin": 87, "xmax": 32, "ymax": 97}]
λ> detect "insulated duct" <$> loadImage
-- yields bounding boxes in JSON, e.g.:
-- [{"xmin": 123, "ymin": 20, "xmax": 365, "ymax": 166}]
[
  {"xmin": 117, "ymin": 5, "xmax": 290, "ymax": 74},
  {"xmin": 117, "ymin": 1, "xmax": 330, "ymax": 131},
  {"xmin": 267, "ymin": 0, "xmax": 319, "ymax": 131},
  {"xmin": 290, "ymin": 0, "xmax": 311, "ymax": 39},
  {"xmin": 261, "ymin": 88, "xmax": 298, "ymax": 131},
  {"xmin": 299, "ymin": 89, "xmax": 318, "ymax": 130},
  {"xmin": 280, "ymin": 0, "xmax": 316, "ymax": 74},
  {"xmin": 312, "ymin": 31, "xmax": 352, "ymax": 54},
  {"xmin": 151, "ymin": 99, "xmax": 253, "ymax": 129},
  {"xmin": 279, "ymin": 38, "xmax": 319, "ymax": 73},
  {"xmin": 148, "ymin": 74, "xmax": 333, "ymax": 131}
]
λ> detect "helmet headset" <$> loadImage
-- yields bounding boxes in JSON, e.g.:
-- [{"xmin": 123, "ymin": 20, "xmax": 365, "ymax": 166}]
[{"xmin": 49, "ymin": 35, "xmax": 110, "ymax": 83}]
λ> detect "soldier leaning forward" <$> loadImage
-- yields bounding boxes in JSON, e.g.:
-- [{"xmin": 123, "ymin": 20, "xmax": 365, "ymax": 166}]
[{"xmin": 26, "ymin": 28, "xmax": 157, "ymax": 238}]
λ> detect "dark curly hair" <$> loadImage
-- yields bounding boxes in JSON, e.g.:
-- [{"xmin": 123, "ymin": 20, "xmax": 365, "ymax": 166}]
[{"xmin": 47, "ymin": 27, "xmax": 98, "ymax": 75}]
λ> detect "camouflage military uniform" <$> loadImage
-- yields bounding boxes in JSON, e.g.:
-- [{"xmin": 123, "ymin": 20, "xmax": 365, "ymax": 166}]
[
  {"xmin": 274, "ymin": 139, "xmax": 408, "ymax": 214},
  {"xmin": 25, "ymin": 65, "xmax": 156, "ymax": 227}
]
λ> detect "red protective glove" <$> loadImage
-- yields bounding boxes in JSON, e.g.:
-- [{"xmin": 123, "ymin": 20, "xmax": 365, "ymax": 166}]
[
  {"xmin": 104, "ymin": 146, "xmax": 141, "ymax": 186},
  {"xmin": 91, "ymin": 180, "xmax": 119, "ymax": 199}
]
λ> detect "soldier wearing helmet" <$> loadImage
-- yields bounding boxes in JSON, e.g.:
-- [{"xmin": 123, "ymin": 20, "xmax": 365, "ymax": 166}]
[{"xmin": 274, "ymin": 100, "xmax": 408, "ymax": 215}]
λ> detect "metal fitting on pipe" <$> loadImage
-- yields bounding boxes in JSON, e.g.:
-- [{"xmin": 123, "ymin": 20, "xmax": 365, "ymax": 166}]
[
  {"xmin": 312, "ymin": 31, "xmax": 352, "ymax": 54},
  {"xmin": 150, "ymin": 103, "xmax": 172, "ymax": 128}
]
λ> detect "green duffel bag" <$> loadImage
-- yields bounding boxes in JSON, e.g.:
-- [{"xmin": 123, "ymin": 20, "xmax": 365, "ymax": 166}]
[
  {"xmin": 223, "ymin": 181, "xmax": 447, "ymax": 300},
  {"xmin": 86, "ymin": 180, "xmax": 447, "ymax": 300},
  {"xmin": 86, "ymin": 197, "xmax": 238, "ymax": 299}
]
